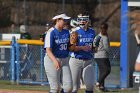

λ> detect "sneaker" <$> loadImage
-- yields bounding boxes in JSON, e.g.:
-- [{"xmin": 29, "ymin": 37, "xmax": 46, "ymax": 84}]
[
  {"xmin": 94, "ymin": 87, "xmax": 104, "ymax": 92},
  {"xmin": 94, "ymin": 83, "xmax": 108, "ymax": 92},
  {"xmin": 95, "ymin": 82, "xmax": 100, "ymax": 86},
  {"xmin": 94, "ymin": 83, "xmax": 101, "ymax": 92}
]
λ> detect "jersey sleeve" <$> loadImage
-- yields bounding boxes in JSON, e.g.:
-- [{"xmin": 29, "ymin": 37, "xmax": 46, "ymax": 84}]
[
  {"xmin": 102, "ymin": 36, "xmax": 110, "ymax": 53},
  {"xmin": 93, "ymin": 35, "xmax": 101, "ymax": 47},
  {"xmin": 44, "ymin": 30, "xmax": 53, "ymax": 48}
]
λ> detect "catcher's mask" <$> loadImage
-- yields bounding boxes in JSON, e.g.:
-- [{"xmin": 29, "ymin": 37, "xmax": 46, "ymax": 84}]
[{"xmin": 77, "ymin": 14, "xmax": 89, "ymax": 28}]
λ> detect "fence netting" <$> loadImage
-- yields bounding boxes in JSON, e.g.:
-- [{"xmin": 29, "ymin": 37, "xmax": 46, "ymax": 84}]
[
  {"xmin": 0, "ymin": 43, "xmax": 120, "ymax": 87},
  {"xmin": 0, "ymin": 46, "xmax": 11, "ymax": 80},
  {"xmin": 16, "ymin": 44, "xmax": 48, "ymax": 84}
]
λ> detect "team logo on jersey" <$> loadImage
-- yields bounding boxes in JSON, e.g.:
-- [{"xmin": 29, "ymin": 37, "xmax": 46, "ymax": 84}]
[
  {"xmin": 55, "ymin": 38, "xmax": 69, "ymax": 44},
  {"xmin": 79, "ymin": 38, "xmax": 93, "ymax": 42}
]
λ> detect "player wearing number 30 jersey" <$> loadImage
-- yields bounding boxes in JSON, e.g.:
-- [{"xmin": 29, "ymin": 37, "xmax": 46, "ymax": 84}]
[
  {"xmin": 44, "ymin": 13, "xmax": 72, "ymax": 93},
  {"xmin": 44, "ymin": 27, "xmax": 70, "ymax": 58}
]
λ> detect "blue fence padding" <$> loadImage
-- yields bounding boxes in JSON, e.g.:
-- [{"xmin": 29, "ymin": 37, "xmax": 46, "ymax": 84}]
[{"xmin": 120, "ymin": 0, "xmax": 128, "ymax": 88}]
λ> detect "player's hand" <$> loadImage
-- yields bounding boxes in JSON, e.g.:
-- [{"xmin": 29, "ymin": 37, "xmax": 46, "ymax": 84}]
[
  {"xmin": 53, "ymin": 61, "xmax": 60, "ymax": 70},
  {"xmin": 82, "ymin": 46, "xmax": 91, "ymax": 52}
]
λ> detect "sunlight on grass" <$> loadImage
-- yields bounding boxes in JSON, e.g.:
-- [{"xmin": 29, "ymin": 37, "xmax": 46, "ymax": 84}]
[{"xmin": 0, "ymin": 80, "xmax": 138, "ymax": 93}]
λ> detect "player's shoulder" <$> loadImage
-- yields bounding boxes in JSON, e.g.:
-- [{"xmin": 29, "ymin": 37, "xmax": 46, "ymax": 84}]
[
  {"xmin": 47, "ymin": 27, "xmax": 55, "ymax": 32},
  {"xmin": 95, "ymin": 33, "xmax": 104, "ymax": 41},
  {"xmin": 95, "ymin": 33, "xmax": 101, "ymax": 38},
  {"xmin": 62, "ymin": 28, "xmax": 69, "ymax": 32},
  {"xmin": 73, "ymin": 27, "xmax": 81, "ymax": 33},
  {"xmin": 62, "ymin": 29, "xmax": 70, "ymax": 34},
  {"xmin": 76, "ymin": 27, "xmax": 80, "ymax": 30},
  {"xmin": 88, "ymin": 27, "xmax": 95, "ymax": 31},
  {"xmin": 47, "ymin": 27, "xmax": 55, "ymax": 35}
]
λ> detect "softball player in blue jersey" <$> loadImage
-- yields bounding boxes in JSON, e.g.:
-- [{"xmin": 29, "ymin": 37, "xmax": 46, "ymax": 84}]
[
  {"xmin": 44, "ymin": 13, "xmax": 72, "ymax": 93},
  {"xmin": 69, "ymin": 12, "xmax": 95, "ymax": 93}
]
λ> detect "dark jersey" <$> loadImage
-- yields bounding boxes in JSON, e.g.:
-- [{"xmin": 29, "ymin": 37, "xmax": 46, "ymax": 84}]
[{"xmin": 21, "ymin": 32, "xmax": 31, "ymax": 39}]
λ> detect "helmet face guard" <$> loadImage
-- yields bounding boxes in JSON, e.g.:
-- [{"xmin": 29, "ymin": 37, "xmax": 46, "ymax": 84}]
[
  {"xmin": 77, "ymin": 15, "xmax": 90, "ymax": 28},
  {"xmin": 77, "ymin": 17, "xmax": 89, "ymax": 22}
]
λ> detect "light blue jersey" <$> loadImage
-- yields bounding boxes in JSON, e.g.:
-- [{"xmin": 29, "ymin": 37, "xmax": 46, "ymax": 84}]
[
  {"xmin": 44, "ymin": 27, "xmax": 70, "ymax": 58},
  {"xmin": 71, "ymin": 27, "xmax": 95, "ymax": 60}
]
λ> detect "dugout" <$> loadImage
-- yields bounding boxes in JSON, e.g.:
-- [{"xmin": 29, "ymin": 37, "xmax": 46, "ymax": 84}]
[{"xmin": 121, "ymin": 0, "xmax": 140, "ymax": 88}]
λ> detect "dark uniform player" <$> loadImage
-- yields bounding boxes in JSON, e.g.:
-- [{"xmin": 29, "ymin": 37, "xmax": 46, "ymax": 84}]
[{"xmin": 20, "ymin": 25, "xmax": 31, "ymax": 39}]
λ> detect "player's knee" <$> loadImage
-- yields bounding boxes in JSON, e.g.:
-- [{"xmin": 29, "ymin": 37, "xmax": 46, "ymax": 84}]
[
  {"xmin": 50, "ymin": 89, "xmax": 59, "ymax": 93},
  {"xmin": 50, "ymin": 86, "xmax": 60, "ymax": 93},
  {"xmin": 72, "ymin": 85, "xmax": 79, "ymax": 93},
  {"xmin": 63, "ymin": 84, "xmax": 73, "ymax": 93},
  {"xmin": 107, "ymin": 67, "xmax": 111, "ymax": 74},
  {"xmin": 104, "ymin": 68, "xmax": 111, "ymax": 76}
]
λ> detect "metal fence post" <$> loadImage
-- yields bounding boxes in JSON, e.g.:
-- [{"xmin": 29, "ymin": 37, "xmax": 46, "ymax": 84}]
[
  {"xmin": 40, "ymin": 46, "xmax": 44, "ymax": 84},
  {"xmin": 15, "ymin": 43, "xmax": 20, "ymax": 84},
  {"xmin": 11, "ymin": 36, "xmax": 16, "ymax": 84}
]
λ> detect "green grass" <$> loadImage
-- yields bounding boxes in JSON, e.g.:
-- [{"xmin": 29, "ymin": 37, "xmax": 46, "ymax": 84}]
[
  {"xmin": 0, "ymin": 80, "xmax": 138, "ymax": 93},
  {"xmin": 0, "ymin": 80, "xmax": 49, "ymax": 91}
]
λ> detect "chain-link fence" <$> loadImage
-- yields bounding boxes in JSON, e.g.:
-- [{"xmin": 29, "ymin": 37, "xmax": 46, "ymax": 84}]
[
  {"xmin": 15, "ymin": 44, "xmax": 48, "ymax": 85},
  {"xmin": 93, "ymin": 47, "xmax": 120, "ymax": 88},
  {"xmin": 0, "ymin": 45, "xmax": 11, "ymax": 80},
  {"xmin": 0, "ymin": 38, "xmax": 120, "ymax": 87},
  {"xmin": 106, "ymin": 47, "xmax": 120, "ymax": 87}
]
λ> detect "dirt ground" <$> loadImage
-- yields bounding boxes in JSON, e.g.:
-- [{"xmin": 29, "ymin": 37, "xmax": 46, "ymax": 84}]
[{"xmin": 0, "ymin": 89, "xmax": 48, "ymax": 93}]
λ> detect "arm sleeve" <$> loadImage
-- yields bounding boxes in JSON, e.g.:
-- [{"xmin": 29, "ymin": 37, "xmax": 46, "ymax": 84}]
[
  {"xmin": 44, "ymin": 31, "xmax": 53, "ymax": 48},
  {"xmin": 103, "ymin": 37, "xmax": 109, "ymax": 53}
]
